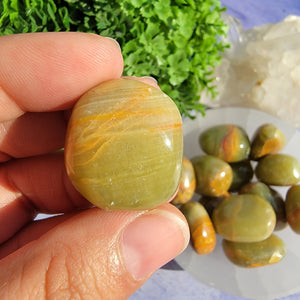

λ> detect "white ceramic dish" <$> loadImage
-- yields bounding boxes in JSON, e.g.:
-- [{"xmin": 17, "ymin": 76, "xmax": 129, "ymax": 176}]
[{"xmin": 175, "ymin": 107, "xmax": 300, "ymax": 300}]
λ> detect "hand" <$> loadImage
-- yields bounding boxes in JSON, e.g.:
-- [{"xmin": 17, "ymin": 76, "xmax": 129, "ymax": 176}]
[{"xmin": 0, "ymin": 32, "xmax": 189, "ymax": 299}]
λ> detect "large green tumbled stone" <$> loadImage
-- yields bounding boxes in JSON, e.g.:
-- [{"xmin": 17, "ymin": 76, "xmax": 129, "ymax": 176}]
[
  {"xmin": 65, "ymin": 79, "xmax": 183, "ymax": 210},
  {"xmin": 212, "ymin": 194, "xmax": 276, "ymax": 242},
  {"xmin": 240, "ymin": 182, "xmax": 287, "ymax": 231}
]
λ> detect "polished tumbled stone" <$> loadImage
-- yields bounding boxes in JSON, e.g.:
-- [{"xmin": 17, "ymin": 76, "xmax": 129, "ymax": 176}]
[{"xmin": 65, "ymin": 78, "xmax": 183, "ymax": 210}]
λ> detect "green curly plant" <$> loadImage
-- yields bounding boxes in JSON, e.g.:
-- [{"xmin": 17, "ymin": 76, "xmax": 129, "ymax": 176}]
[{"xmin": 0, "ymin": 0, "xmax": 228, "ymax": 118}]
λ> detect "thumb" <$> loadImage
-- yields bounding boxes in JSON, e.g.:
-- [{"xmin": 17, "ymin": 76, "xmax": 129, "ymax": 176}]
[{"xmin": 0, "ymin": 204, "xmax": 189, "ymax": 300}]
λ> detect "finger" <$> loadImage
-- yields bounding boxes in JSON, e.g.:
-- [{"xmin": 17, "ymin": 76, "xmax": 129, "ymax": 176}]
[
  {"xmin": 0, "ymin": 213, "xmax": 74, "ymax": 259},
  {"xmin": 0, "ymin": 204, "xmax": 189, "ymax": 299},
  {"xmin": 0, "ymin": 111, "xmax": 67, "ymax": 162},
  {"xmin": 123, "ymin": 76, "xmax": 159, "ymax": 89},
  {"xmin": 0, "ymin": 152, "xmax": 89, "ymax": 244},
  {"xmin": 0, "ymin": 78, "xmax": 158, "ymax": 162},
  {"xmin": 0, "ymin": 32, "xmax": 123, "ymax": 122}
]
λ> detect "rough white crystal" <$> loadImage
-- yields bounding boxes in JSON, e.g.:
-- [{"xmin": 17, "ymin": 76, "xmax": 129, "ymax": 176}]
[{"xmin": 200, "ymin": 15, "xmax": 300, "ymax": 128}]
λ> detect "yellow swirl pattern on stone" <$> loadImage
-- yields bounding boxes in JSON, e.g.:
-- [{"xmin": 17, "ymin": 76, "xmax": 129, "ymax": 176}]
[{"xmin": 65, "ymin": 78, "xmax": 183, "ymax": 210}]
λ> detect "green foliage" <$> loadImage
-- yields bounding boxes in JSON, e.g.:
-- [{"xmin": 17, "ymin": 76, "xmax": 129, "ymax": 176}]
[{"xmin": 0, "ymin": 0, "xmax": 229, "ymax": 118}]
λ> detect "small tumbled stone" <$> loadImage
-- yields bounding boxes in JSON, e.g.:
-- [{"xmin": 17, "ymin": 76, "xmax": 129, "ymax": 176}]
[
  {"xmin": 181, "ymin": 202, "xmax": 216, "ymax": 255},
  {"xmin": 172, "ymin": 157, "xmax": 196, "ymax": 205},
  {"xmin": 223, "ymin": 234, "xmax": 286, "ymax": 268},
  {"xmin": 285, "ymin": 185, "xmax": 300, "ymax": 234},
  {"xmin": 255, "ymin": 154, "xmax": 300, "ymax": 186}
]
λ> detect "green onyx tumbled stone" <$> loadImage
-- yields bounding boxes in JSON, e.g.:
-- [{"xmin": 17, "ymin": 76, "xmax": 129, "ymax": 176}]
[
  {"xmin": 199, "ymin": 124, "xmax": 250, "ymax": 162},
  {"xmin": 223, "ymin": 234, "xmax": 286, "ymax": 268},
  {"xmin": 180, "ymin": 202, "xmax": 216, "ymax": 255},
  {"xmin": 255, "ymin": 154, "xmax": 300, "ymax": 186},
  {"xmin": 192, "ymin": 155, "xmax": 232, "ymax": 197},
  {"xmin": 285, "ymin": 185, "xmax": 300, "ymax": 234},
  {"xmin": 65, "ymin": 78, "xmax": 183, "ymax": 210},
  {"xmin": 250, "ymin": 123, "xmax": 286, "ymax": 160},
  {"xmin": 212, "ymin": 194, "xmax": 276, "ymax": 242},
  {"xmin": 240, "ymin": 182, "xmax": 287, "ymax": 231},
  {"xmin": 172, "ymin": 157, "xmax": 196, "ymax": 205}
]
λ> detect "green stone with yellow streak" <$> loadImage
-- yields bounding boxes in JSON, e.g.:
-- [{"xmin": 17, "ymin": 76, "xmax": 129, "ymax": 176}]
[
  {"xmin": 191, "ymin": 155, "xmax": 232, "ymax": 197},
  {"xmin": 223, "ymin": 234, "xmax": 286, "ymax": 268},
  {"xmin": 65, "ymin": 79, "xmax": 183, "ymax": 210},
  {"xmin": 200, "ymin": 124, "xmax": 250, "ymax": 162},
  {"xmin": 212, "ymin": 194, "xmax": 276, "ymax": 242}
]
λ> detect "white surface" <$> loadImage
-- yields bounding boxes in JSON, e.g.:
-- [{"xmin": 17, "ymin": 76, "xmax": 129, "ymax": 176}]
[
  {"xmin": 175, "ymin": 107, "xmax": 300, "ymax": 300},
  {"xmin": 199, "ymin": 15, "xmax": 300, "ymax": 128}
]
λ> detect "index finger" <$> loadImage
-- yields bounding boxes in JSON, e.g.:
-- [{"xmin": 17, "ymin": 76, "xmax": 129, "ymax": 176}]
[{"xmin": 0, "ymin": 32, "xmax": 123, "ymax": 122}]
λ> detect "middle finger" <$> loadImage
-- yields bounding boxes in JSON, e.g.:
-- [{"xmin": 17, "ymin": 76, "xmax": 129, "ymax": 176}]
[{"xmin": 0, "ymin": 111, "xmax": 67, "ymax": 162}]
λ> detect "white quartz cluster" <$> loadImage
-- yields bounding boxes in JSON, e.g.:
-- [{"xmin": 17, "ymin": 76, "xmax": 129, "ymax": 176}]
[{"xmin": 200, "ymin": 15, "xmax": 300, "ymax": 128}]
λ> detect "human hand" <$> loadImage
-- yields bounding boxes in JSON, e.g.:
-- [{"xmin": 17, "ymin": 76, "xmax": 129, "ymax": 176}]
[{"xmin": 0, "ymin": 32, "xmax": 189, "ymax": 299}]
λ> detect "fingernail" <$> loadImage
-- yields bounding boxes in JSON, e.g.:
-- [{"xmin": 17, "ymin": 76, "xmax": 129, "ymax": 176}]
[
  {"xmin": 104, "ymin": 37, "xmax": 121, "ymax": 50},
  {"xmin": 140, "ymin": 76, "xmax": 158, "ymax": 84},
  {"xmin": 122, "ymin": 209, "xmax": 189, "ymax": 280}
]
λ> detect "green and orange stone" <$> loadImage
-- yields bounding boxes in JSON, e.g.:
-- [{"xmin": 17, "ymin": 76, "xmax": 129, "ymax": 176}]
[
  {"xmin": 199, "ymin": 124, "xmax": 250, "ymax": 162},
  {"xmin": 65, "ymin": 78, "xmax": 183, "ymax": 210}
]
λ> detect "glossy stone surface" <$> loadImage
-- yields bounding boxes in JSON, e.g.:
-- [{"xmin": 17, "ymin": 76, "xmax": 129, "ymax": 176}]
[
  {"xmin": 181, "ymin": 202, "xmax": 216, "ymax": 255},
  {"xmin": 223, "ymin": 234, "xmax": 286, "ymax": 268},
  {"xmin": 199, "ymin": 124, "xmax": 250, "ymax": 162},
  {"xmin": 65, "ymin": 78, "xmax": 183, "ymax": 210},
  {"xmin": 285, "ymin": 185, "xmax": 300, "ymax": 234},
  {"xmin": 240, "ymin": 182, "xmax": 287, "ymax": 231},
  {"xmin": 191, "ymin": 155, "xmax": 232, "ymax": 197},
  {"xmin": 172, "ymin": 157, "xmax": 196, "ymax": 205},
  {"xmin": 229, "ymin": 160, "xmax": 253, "ymax": 191},
  {"xmin": 255, "ymin": 154, "xmax": 300, "ymax": 186},
  {"xmin": 212, "ymin": 194, "xmax": 276, "ymax": 242},
  {"xmin": 250, "ymin": 123, "xmax": 286, "ymax": 160}
]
